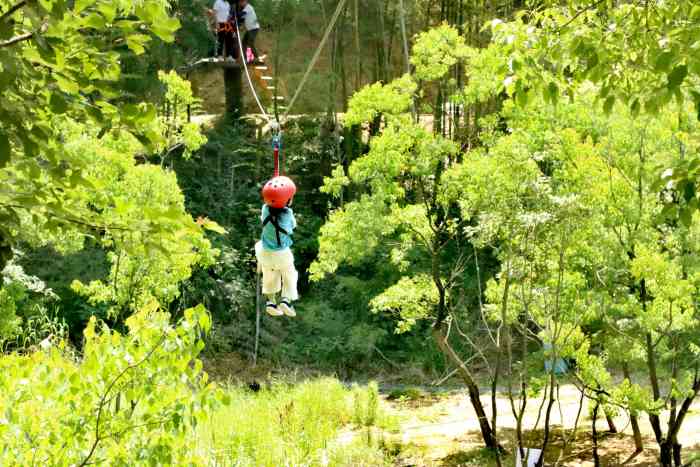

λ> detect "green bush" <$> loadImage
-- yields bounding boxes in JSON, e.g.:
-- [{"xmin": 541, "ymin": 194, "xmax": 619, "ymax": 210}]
[{"xmin": 0, "ymin": 306, "xmax": 217, "ymax": 466}]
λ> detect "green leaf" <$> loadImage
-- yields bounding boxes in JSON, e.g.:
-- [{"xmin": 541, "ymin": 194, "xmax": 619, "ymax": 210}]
[
  {"xmin": 680, "ymin": 207, "xmax": 693, "ymax": 227},
  {"xmin": 603, "ymin": 95, "xmax": 615, "ymax": 114},
  {"xmin": 126, "ymin": 36, "xmax": 147, "ymax": 55},
  {"xmin": 516, "ymin": 88, "xmax": 530, "ymax": 107},
  {"xmin": 83, "ymin": 13, "xmax": 105, "ymax": 30},
  {"xmin": 683, "ymin": 181, "xmax": 696, "ymax": 202},
  {"xmin": 546, "ymin": 82, "xmax": 559, "ymax": 105},
  {"xmin": 55, "ymin": 75, "xmax": 79, "ymax": 94},
  {"xmin": 74, "ymin": 0, "xmax": 91, "ymax": 13},
  {"xmin": 97, "ymin": 2, "xmax": 117, "ymax": 22},
  {"xmin": 692, "ymin": 91, "xmax": 700, "ymax": 121},
  {"xmin": 691, "ymin": 5, "xmax": 700, "ymax": 20},
  {"xmin": 644, "ymin": 98, "xmax": 659, "ymax": 115},
  {"xmin": 201, "ymin": 218, "xmax": 227, "ymax": 234},
  {"xmin": 630, "ymin": 98, "xmax": 640, "ymax": 117},
  {"xmin": 654, "ymin": 51, "xmax": 673, "ymax": 72},
  {"xmin": 0, "ymin": 132, "xmax": 10, "ymax": 168},
  {"xmin": 49, "ymin": 93, "xmax": 68, "ymax": 114},
  {"xmin": 198, "ymin": 311, "xmax": 211, "ymax": 332},
  {"xmin": 667, "ymin": 64, "xmax": 688, "ymax": 88},
  {"xmin": 151, "ymin": 17, "xmax": 180, "ymax": 43}
]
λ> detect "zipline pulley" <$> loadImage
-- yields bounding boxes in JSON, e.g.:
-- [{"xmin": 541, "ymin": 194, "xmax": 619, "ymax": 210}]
[{"xmin": 270, "ymin": 120, "xmax": 282, "ymax": 177}]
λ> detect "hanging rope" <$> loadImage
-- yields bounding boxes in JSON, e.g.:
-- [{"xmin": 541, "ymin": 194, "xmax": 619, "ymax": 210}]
[
  {"xmin": 233, "ymin": 13, "xmax": 271, "ymax": 123},
  {"xmin": 229, "ymin": 0, "xmax": 347, "ymax": 126},
  {"xmin": 282, "ymin": 0, "xmax": 348, "ymax": 121},
  {"xmin": 254, "ymin": 265, "xmax": 261, "ymax": 366}
]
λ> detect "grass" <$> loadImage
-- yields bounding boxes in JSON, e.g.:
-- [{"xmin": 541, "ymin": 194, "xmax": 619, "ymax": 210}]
[
  {"xmin": 441, "ymin": 447, "xmax": 502, "ymax": 467},
  {"xmin": 196, "ymin": 377, "xmax": 395, "ymax": 466},
  {"xmin": 387, "ymin": 386, "xmax": 426, "ymax": 401}
]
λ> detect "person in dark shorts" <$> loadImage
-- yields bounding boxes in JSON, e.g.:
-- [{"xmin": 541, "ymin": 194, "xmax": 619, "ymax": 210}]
[
  {"xmin": 209, "ymin": 0, "xmax": 235, "ymax": 60},
  {"xmin": 238, "ymin": 0, "xmax": 262, "ymax": 64}
]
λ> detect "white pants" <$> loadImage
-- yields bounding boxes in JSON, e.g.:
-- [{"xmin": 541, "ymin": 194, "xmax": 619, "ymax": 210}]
[{"xmin": 255, "ymin": 241, "xmax": 299, "ymax": 300}]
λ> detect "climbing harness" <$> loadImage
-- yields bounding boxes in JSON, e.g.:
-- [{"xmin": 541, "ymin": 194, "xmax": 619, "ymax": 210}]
[
  {"xmin": 217, "ymin": 21, "xmax": 235, "ymax": 34},
  {"xmin": 262, "ymin": 207, "xmax": 291, "ymax": 247}
]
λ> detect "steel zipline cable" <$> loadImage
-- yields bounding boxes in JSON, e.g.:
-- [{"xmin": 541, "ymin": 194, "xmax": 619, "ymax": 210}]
[
  {"xmin": 282, "ymin": 0, "xmax": 348, "ymax": 121},
  {"xmin": 233, "ymin": 14, "xmax": 271, "ymax": 123},
  {"xmin": 233, "ymin": 0, "xmax": 348, "ymax": 126}
]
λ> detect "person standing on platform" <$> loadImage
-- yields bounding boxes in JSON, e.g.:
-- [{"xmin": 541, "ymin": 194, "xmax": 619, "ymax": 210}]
[
  {"xmin": 209, "ymin": 0, "xmax": 235, "ymax": 61},
  {"xmin": 237, "ymin": 0, "xmax": 262, "ymax": 64}
]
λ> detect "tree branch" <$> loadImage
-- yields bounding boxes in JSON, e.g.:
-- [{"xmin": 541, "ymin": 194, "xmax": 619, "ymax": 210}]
[
  {"xmin": 0, "ymin": 0, "xmax": 27, "ymax": 23},
  {"xmin": 556, "ymin": 0, "xmax": 608, "ymax": 31},
  {"xmin": 78, "ymin": 334, "xmax": 168, "ymax": 467},
  {"xmin": 0, "ymin": 31, "xmax": 33, "ymax": 48}
]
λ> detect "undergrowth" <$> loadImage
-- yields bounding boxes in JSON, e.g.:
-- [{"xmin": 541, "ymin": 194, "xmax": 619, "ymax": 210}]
[{"xmin": 197, "ymin": 377, "xmax": 396, "ymax": 466}]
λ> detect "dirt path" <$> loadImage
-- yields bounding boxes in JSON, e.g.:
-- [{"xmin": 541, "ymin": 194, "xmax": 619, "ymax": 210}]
[{"xmin": 385, "ymin": 384, "xmax": 700, "ymax": 466}]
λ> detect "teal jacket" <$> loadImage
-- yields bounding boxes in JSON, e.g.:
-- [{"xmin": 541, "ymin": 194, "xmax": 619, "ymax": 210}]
[{"xmin": 261, "ymin": 204, "xmax": 296, "ymax": 251}]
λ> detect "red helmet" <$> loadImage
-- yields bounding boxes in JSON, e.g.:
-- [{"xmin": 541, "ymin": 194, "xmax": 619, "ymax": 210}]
[{"xmin": 262, "ymin": 176, "xmax": 297, "ymax": 208}]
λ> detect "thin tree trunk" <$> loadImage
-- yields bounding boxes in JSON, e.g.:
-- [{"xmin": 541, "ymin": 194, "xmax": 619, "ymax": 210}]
[
  {"xmin": 398, "ymin": 0, "xmax": 410, "ymax": 74},
  {"xmin": 646, "ymin": 331, "xmax": 664, "ymax": 445},
  {"xmin": 354, "ymin": 0, "xmax": 361, "ymax": 89},
  {"xmin": 605, "ymin": 410, "xmax": 618, "ymax": 433},
  {"xmin": 491, "ymin": 348, "xmax": 503, "ymax": 467},
  {"xmin": 592, "ymin": 400, "xmax": 601, "ymax": 467},
  {"xmin": 622, "ymin": 362, "xmax": 644, "ymax": 455},
  {"xmin": 432, "ymin": 326, "xmax": 502, "ymax": 452},
  {"xmin": 536, "ymin": 373, "xmax": 557, "ymax": 467}
]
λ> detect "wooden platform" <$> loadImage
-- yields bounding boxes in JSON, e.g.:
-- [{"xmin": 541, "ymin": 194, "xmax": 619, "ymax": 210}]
[{"xmin": 184, "ymin": 57, "xmax": 242, "ymax": 70}]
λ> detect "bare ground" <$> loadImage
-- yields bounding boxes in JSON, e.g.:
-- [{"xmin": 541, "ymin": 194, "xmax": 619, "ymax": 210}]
[{"xmin": 385, "ymin": 384, "xmax": 700, "ymax": 466}]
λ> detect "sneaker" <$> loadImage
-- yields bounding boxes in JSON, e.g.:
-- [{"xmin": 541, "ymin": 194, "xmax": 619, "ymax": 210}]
[
  {"xmin": 279, "ymin": 299, "xmax": 296, "ymax": 317},
  {"xmin": 265, "ymin": 302, "xmax": 283, "ymax": 317}
]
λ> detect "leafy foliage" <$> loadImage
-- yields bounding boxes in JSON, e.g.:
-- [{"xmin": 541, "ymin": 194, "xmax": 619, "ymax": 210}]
[
  {"xmin": 0, "ymin": 0, "xmax": 202, "ymax": 274},
  {"xmin": 0, "ymin": 304, "xmax": 218, "ymax": 466}
]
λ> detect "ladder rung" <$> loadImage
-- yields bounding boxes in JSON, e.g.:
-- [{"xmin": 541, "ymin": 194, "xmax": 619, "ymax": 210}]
[
  {"xmin": 266, "ymin": 86, "xmax": 276, "ymax": 90},
  {"xmin": 273, "ymin": 96, "xmax": 285, "ymax": 100},
  {"xmin": 255, "ymin": 66, "xmax": 268, "ymax": 70},
  {"xmin": 261, "ymin": 76, "xmax": 273, "ymax": 80}
]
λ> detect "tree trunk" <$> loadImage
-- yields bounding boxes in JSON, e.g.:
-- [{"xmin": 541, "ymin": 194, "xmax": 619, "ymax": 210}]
[
  {"xmin": 0, "ymin": 232, "xmax": 11, "ymax": 274},
  {"xmin": 536, "ymin": 373, "xmax": 556, "ymax": 467},
  {"xmin": 673, "ymin": 442, "xmax": 682, "ymax": 467},
  {"xmin": 659, "ymin": 440, "xmax": 673, "ymax": 467},
  {"xmin": 432, "ymin": 326, "xmax": 502, "ymax": 452},
  {"xmin": 224, "ymin": 65, "xmax": 243, "ymax": 119},
  {"xmin": 604, "ymin": 410, "xmax": 618, "ymax": 433},
  {"xmin": 592, "ymin": 401, "xmax": 601, "ymax": 467},
  {"xmin": 622, "ymin": 363, "xmax": 644, "ymax": 454}
]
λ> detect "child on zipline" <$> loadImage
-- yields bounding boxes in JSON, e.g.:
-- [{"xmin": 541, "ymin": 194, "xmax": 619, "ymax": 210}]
[{"xmin": 255, "ymin": 176, "xmax": 298, "ymax": 317}]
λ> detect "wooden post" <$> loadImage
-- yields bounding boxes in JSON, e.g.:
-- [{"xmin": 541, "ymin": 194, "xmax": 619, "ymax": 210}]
[
  {"xmin": 182, "ymin": 58, "xmax": 244, "ymax": 119},
  {"xmin": 223, "ymin": 63, "xmax": 243, "ymax": 119}
]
